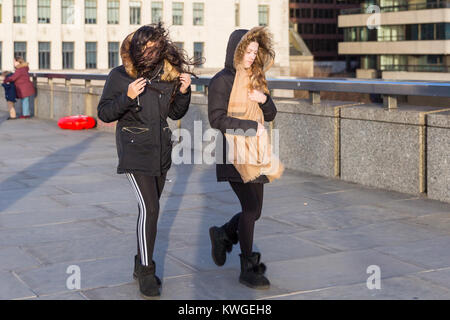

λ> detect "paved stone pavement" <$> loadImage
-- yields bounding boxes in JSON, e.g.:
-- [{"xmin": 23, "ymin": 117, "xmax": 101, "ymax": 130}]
[{"xmin": 1, "ymin": 112, "xmax": 450, "ymax": 300}]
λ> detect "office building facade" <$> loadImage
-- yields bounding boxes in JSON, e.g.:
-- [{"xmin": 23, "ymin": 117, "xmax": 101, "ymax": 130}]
[
  {"xmin": 338, "ymin": 0, "xmax": 450, "ymax": 80},
  {"xmin": 0, "ymin": 0, "xmax": 289, "ymax": 74}
]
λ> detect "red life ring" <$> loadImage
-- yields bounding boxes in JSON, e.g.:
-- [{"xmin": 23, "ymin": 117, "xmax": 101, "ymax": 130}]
[{"xmin": 58, "ymin": 115, "xmax": 96, "ymax": 130}]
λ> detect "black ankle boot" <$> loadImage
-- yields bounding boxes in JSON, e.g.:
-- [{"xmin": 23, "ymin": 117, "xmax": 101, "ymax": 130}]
[
  {"xmin": 133, "ymin": 255, "xmax": 162, "ymax": 286},
  {"xmin": 239, "ymin": 252, "xmax": 270, "ymax": 290},
  {"xmin": 133, "ymin": 256, "xmax": 161, "ymax": 299},
  {"xmin": 209, "ymin": 226, "xmax": 237, "ymax": 266}
]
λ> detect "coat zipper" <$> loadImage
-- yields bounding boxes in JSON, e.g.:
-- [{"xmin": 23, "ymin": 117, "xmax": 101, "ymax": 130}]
[{"xmin": 136, "ymin": 64, "xmax": 165, "ymax": 107}]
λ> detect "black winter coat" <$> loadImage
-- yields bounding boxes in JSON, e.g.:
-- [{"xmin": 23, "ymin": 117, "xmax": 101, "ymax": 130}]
[
  {"xmin": 208, "ymin": 29, "xmax": 277, "ymax": 184},
  {"xmin": 97, "ymin": 64, "xmax": 191, "ymax": 176}
]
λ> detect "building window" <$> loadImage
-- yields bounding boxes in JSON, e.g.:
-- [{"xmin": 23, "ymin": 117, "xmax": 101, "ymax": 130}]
[
  {"xmin": 151, "ymin": 1, "xmax": 163, "ymax": 24},
  {"xmin": 194, "ymin": 42, "xmax": 204, "ymax": 67},
  {"xmin": 427, "ymin": 55, "xmax": 443, "ymax": 65},
  {"xmin": 436, "ymin": 23, "xmax": 445, "ymax": 40},
  {"xmin": 378, "ymin": 25, "xmax": 405, "ymax": 41},
  {"xmin": 193, "ymin": 3, "xmax": 204, "ymax": 26},
  {"xmin": 62, "ymin": 42, "xmax": 74, "ymax": 69},
  {"xmin": 0, "ymin": 0, "xmax": 2, "ymax": 23},
  {"xmin": 38, "ymin": 42, "xmax": 51, "ymax": 69},
  {"xmin": 300, "ymin": 8, "xmax": 311, "ymax": 18},
  {"xmin": 348, "ymin": 27, "xmax": 358, "ymax": 41},
  {"xmin": 258, "ymin": 5, "xmax": 269, "ymax": 26},
  {"xmin": 85, "ymin": 42, "xmax": 97, "ymax": 69},
  {"xmin": 107, "ymin": 0, "xmax": 119, "ymax": 24},
  {"xmin": 421, "ymin": 24, "xmax": 434, "ymax": 40},
  {"xmin": 85, "ymin": 0, "xmax": 97, "ymax": 24},
  {"xmin": 435, "ymin": 23, "xmax": 450, "ymax": 40},
  {"xmin": 361, "ymin": 55, "xmax": 377, "ymax": 69},
  {"xmin": 380, "ymin": 55, "xmax": 408, "ymax": 71},
  {"xmin": 13, "ymin": 0, "xmax": 27, "ymax": 23},
  {"xmin": 235, "ymin": 3, "xmax": 240, "ymax": 27},
  {"xmin": 129, "ymin": 1, "xmax": 141, "ymax": 25},
  {"xmin": 174, "ymin": 42, "xmax": 184, "ymax": 50},
  {"xmin": 14, "ymin": 42, "xmax": 27, "ymax": 60},
  {"xmin": 379, "ymin": 54, "xmax": 448, "ymax": 72},
  {"xmin": 173, "ymin": 2, "xmax": 183, "ymax": 25},
  {"xmin": 38, "ymin": 0, "xmax": 51, "ymax": 24},
  {"xmin": 406, "ymin": 24, "xmax": 419, "ymax": 40},
  {"xmin": 108, "ymin": 42, "xmax": 119, "ymax": 69},
  {"xmin": 62, "ymin": 0, "xmax": 75, "ymax": 24}
]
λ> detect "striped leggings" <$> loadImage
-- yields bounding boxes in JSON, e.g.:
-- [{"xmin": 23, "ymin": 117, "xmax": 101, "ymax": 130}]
[{"xmin": 126, "ymin": 172, "xmax": 166, "ymax": 266}]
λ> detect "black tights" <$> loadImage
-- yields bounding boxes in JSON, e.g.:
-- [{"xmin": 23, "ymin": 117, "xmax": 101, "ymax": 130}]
[
  {"xmin": 223, "ymin": 182, "xmax": 264, "ymax": 258},
  {"xmin": 126, "ymin": 172, "xmax": 166, "ymax": 266}
]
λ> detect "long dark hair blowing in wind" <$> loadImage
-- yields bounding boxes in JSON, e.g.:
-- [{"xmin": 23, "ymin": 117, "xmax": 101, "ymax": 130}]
[{"xmin": 125, "ymin": 22, "xmax": 203, "ymax": 80}]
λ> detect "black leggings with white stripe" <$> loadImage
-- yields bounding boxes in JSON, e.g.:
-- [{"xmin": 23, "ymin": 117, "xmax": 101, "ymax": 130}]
[{"xmin": 126, "ymin": 172, "xmax": 166, "ymax": 266}]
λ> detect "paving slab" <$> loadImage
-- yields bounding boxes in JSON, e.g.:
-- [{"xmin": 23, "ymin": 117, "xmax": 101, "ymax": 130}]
[
  {"xmin": 0, "ymin": 196, "xmax": 66, "ymax": 214},
  {"xmin": 305, "ymin": 188, "xmax": 416, "ymax": 208},
  {"xmin": 0, "ymin": 247, "xmax": 41, "ymax": 271},
  {"xmin": 264, "ymin": 275, "xmax": 450, "ymax": 300},
  {"xmin": 0, "ymin": 205, "xmax": 113, "ymax": 229},
  {"xmin": 0, "ymin": 271, "xmax": 36, "ymax": 300},
  {"xmin": 376, "ymin": 197, "xmax": 450, "ymax": 216},
  {"xmin": 263, "ymin": 249, "xmax": 424, "ymax": 293},
  {"xmin": 294, "ymin": 220, "xmax": 446, "ymax": 252},
  {"xmin": 16, "ymin": 255, "xmax": 194, "ymax": 296},
  {"xmin": 415, "ymin": 268, "xmax": 450, "ymax": 291},
  {"xmin": 27, "ymin": 292, "xmax": 88, "ymax": 300},
  {"xmin": 374, "ymin": 236, "xmax": 450, "ymax": 269},
  {"xmin": 0, "ymin": 220, "xmax": 119, "ymax": 247},
  {"xmin": 23, "ymin": 234, "xmax": 137, "ymax": 265}
]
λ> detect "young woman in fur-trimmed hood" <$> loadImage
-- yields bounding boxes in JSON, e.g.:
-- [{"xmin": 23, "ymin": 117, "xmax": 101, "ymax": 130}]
[
  {"xmin": 208, "ymin": 27, "xmax": 284, "ymax": 290},
  {"xmin": 98, "ymin": 23, "xmax": 201, "ymax": 299}
]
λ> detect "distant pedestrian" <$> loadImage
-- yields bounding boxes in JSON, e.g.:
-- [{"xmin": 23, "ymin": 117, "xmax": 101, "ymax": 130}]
[
  {"xmin": 1, "ymin": 71, "xmax": 17, "ymax": 120},
  {"xmin": 208, "ymin": 27, "xmax": 284, "ymax": 290},
  {"xmin": 3, "ymin": 56, "xmax": 36, "ymax": 119}
]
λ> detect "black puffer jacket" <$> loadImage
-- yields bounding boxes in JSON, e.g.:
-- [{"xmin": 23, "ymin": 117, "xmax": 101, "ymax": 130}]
[
  {"xmin": 208, "ymin": 29, "xmax": 277, "ymax": 183},
  {"xmin": 98, "ymin": 35, "xmax": 191, "ymax": 176}
]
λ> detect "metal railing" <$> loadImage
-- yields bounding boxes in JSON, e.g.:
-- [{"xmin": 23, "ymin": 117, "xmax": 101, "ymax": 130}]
[
  {"xmin": 29, "ymin": 72, "xmax": 450, "ymax": 109},
  {"xmin": 381, "ymin": 65, "xmax": 450, "ymax": 73},
  {"xmin": 341, "ymin": 1, "xmax": 450, "ymax": 15}
]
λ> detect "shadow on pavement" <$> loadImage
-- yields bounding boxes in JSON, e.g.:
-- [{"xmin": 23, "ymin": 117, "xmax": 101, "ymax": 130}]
[{"xmin": 0, "ymin": 133, "xmax": 101, "ymax": 213}]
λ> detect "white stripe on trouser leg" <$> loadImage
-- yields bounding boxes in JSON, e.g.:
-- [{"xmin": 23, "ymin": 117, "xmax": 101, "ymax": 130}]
[
  {"xmin": 125, "ymin": 173, "xmax": 144, "ymax": 264},
  {"xmin": 126, "ymin": 173, "xmax": 148, "ymax": 266},
  {"xmin": 126, "ymin": 173, "xmax": 147, "ymax": 266},
  {"xmin": 130, "ymin": 173, "xmax": 149, "ymax": 266}
]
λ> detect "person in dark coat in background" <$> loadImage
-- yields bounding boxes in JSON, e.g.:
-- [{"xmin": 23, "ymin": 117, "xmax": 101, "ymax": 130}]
[
  {"xmin": 98, "ymin": 23, "xmax": 200, "ymax": 299},
  {"xmin": 3, "ymin": 57, "xmax": 36, "ymax": 119},
  {"xmin": 208, "ymin": 27, "xmax": 283, "ymax": 290},
  {"xmin": 1, "ymin": 71, "xmax": 18, "ymax": 120}
]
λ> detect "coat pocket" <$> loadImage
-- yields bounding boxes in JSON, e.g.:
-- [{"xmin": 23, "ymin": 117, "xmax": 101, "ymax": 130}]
[
  {"xmin": 119, "ymin": 126, "xmax": 155, "ymax": 169},
  {"xmin": 122, "ymin": 127, "xmax": 149, "ymax": 134},
  {"xmin": 120, "ymin": 127, "xmax": 151, "ymax": 147}
]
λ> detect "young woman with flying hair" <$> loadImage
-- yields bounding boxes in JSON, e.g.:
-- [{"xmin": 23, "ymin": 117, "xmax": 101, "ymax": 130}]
[{"xmin": 98, "ymin": 23, "xmax": 201, "ymax": 299}]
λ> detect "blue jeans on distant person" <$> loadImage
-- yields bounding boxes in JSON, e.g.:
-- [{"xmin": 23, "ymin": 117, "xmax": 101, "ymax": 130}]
[{"xmin": 22, "ymin": 96, "xmax": 30, "ymax": 116}]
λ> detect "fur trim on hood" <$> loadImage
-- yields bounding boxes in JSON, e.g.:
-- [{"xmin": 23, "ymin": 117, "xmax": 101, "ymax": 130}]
[
  {"xmin": 233, "ymin": 26, "xmax": 274, "ymax": 72},
  {"xmin": 120, "ymin": 31, "xmax": 180, "ymax": 81},
  {"xmin": 15, "ymin": 61, "xmax": 29, "ymax": 69}
]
